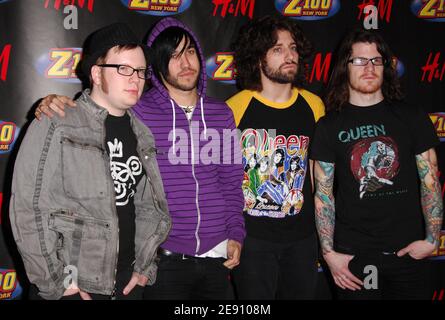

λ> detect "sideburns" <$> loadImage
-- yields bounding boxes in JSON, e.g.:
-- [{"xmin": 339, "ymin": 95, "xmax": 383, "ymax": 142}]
[{"xmin": 101, "ymin": 71, "xmax": 109, "ymax": 94}]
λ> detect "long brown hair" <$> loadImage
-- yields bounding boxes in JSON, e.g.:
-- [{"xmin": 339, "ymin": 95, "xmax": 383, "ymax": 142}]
[{"xmin": 325, "ymin": 28, "xmax": 404, "ymax": 112}]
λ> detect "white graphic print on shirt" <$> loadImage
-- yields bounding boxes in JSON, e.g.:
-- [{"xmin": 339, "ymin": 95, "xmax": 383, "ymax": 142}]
[{"xmin": 107, "ymin": 138, "xmax": 143, "ymax": 206}]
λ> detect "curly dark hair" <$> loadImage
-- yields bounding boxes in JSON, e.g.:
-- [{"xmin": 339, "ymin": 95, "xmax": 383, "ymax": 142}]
[
  {"xmin": 232, "ymin": 15, "xmax": 312, "ymax": 91},
  {"xmin": 325, "ymin": 28, "xmax": 404, "ymax": 112}
]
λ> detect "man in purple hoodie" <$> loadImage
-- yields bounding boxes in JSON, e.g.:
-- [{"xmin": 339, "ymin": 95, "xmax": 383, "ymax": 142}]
[{"xmin": 35, "ymin": 18, "xmax": 245, "ymax": 300}]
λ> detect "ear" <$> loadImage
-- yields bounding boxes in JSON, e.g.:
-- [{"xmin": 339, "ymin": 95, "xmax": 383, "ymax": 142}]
[{"xmin": 90, "ymin": 65, "xmax": 102, "ymax": 86}]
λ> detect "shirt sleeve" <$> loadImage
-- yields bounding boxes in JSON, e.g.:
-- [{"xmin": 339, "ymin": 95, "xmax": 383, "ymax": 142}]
[
  {"xmin": 409, "ymin": 105, "xmax": 440, "ymax": 155},
  {"xmin": 218, "ymin": 104, "xmax": 246, "ymax": 244},
  {"xmin": 310, "ymin": 115, "xmax": 336, "ymax": 163}
]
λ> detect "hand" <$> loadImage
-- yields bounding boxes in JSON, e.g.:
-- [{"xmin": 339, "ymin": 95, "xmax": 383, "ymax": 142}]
[
  {"xmin": 397, "ymin": 240, "xmax": 436, "ymax": 260},
  {"xmin": 63, "ymin": 287, "xmax": 92, "ymax": 300},
  {"xmin": 35, "ymin": 94, "xmax": 76, "ymax": 120},
  {"xmin": 123, "ymin": 272, "xmax": 149, "ymax": 296},
  {"xmin": 223, "ymin": 240, "xmax": 242, "ymax": 269},
  {"xmin": 323, "ymin": 251, "xmax": 363, "ymax": 291}
]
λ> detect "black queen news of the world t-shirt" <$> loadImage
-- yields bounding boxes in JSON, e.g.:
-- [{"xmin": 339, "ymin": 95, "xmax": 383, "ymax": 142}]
[{"xmin": 311, "ymin": 100, "xmax": 439, "ymax": 252}]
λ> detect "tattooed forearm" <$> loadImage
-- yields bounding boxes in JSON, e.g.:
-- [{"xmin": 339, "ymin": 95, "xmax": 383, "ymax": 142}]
[
  {"xmin": 314, "ymin": 161, "xmax": 336, "ymax": 255},
  {"xmin": 416, "ymin": 149, "xmax": 443, "ymax": 246}
]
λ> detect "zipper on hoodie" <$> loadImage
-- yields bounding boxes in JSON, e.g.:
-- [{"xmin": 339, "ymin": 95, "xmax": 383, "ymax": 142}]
[{"xmin": 179, "ymin": 106, "xmax": 201, "ymax": 254}]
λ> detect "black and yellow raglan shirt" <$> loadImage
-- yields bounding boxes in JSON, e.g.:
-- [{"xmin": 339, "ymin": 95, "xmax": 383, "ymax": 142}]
[{"xmin": 227, "ymin": 88, "xmax": 325, "ymax": 243}]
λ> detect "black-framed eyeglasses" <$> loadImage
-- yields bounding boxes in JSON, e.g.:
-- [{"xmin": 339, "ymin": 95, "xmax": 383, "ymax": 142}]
[
  {"xmin": 97, "ymin": 64, "xmax": 151, "ymax": 80},
  {"xmin": 348, "ymin": 57, "xmax": 386, "ymax": 66}
]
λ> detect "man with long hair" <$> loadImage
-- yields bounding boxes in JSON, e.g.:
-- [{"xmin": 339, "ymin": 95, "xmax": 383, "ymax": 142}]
[
  {"xmin": 311, "ymin": 28, "xmax": 443, "ymax": 299},
  {"xmin": 227, "ymin": 15, "xmax": 325, "ymax": 299}
]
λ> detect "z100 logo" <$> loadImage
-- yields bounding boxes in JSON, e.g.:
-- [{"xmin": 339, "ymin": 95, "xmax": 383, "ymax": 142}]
[
  {"xmin": 122, "ymin": 0, "xmax": 192, "ymax": 15},
  {"xmin": 411, "ymin": 0, "xmax": 445, "ymax": 21},
  {"xmin": 429, "ymin": 113, "xmax": 445, "ymax": 141},
  {"xmin": 0, "ymin": 121, "xmax": 20, "ymax": 154},
  {"xmin": 35, "ymin": 48, "xmax": 82, "ymax": 83},
  {"xmin": 430, "ymin": 230, "xmax": 445, "ymax": 259},
  {"xmin": 0, "ymin": 269, "xmax": 22, "ymax": 300},
  {"xmin": 206, "ymin": 52, "xmax": 237, "ymax": 85},
  {"xmin": 275, "ymin": 0, "xmax": 340, "ymax": 20}
]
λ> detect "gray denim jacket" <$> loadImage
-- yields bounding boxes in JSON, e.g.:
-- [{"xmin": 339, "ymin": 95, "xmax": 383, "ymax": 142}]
[{"xmin": 9, "ymin": 90, "xmax": 171, "ymax": 300}]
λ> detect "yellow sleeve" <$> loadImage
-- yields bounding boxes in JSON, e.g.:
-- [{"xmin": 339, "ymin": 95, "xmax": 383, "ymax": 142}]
[
  {"xmin": 299, "ymin": 89, "xmax": 326, "ymax": 122},
  {"xmin": 226, "ymin": 90, "xmax": 254, "ymax": 127}
]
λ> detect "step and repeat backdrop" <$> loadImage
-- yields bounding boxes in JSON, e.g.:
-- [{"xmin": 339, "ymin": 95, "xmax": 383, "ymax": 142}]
[{"xmin": 0, "ymin": 0, "xmax": 444, "ymax": 300}]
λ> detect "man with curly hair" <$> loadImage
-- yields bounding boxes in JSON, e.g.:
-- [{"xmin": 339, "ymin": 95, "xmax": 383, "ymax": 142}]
[{"xmin": 226, "ymin": 15, "xmax": 325, "ymax": 299}]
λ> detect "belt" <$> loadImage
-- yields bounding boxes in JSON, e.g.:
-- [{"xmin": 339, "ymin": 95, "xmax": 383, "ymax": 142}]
[
  {"xmin": 336, "ymin": 244, "xmax": 399, "ymax": 256},
  {"xmin": 381, "ymin": 251, "xmax": 397, "ymax": 255},
  {"xmin": 157, "ymin": 247, "xmax": 206, "ymax": 260}
]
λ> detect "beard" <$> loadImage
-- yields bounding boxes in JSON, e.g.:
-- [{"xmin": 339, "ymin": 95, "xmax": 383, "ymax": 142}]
[
  {"xmin": 165, "ymin": 70, "xmax": 199, "ymax": 91},
  {"xmin": 261, "ymin": 59, "xmax": 298, "ymax": 84},
  {"xmin": 349, "ymin": 74, "xmax": 383, "ymax": 95}
]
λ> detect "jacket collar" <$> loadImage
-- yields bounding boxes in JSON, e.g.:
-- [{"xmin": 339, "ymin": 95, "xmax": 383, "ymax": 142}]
[{"xmin": 78, "ymin": 89, "xmax": 110, "ymax": 123}]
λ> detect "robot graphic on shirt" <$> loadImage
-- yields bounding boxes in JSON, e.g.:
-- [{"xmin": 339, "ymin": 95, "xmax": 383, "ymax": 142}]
[{"xmin": 350, "ymin": 137, "xmax": 400, "ymax": 199}]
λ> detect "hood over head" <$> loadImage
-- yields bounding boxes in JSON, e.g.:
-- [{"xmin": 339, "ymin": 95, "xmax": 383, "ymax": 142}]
[{"xmin": 147, "ymin": 17, "xmax": 207, "ymax": 100}]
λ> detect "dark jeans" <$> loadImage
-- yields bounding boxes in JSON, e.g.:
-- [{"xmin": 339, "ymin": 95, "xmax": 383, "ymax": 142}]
[
  {"xmin": 336, "ymin": 251, "xmax": 429, "ymax": 300},
  {"xmin": 28, "ymin": 267, "xmax": 144, "ymax": 300},
  {"xmin": 233, "ymin": 233, "xmax": 319, "ymax": 300},
  {"xmin": 143, "ymin": 255, "xmax": 230, "ymax": 300}
]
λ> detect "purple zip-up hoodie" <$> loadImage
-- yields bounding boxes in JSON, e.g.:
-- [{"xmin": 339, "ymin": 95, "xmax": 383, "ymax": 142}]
[{"xmin": 133, "ymin": 18, "xmax": 245, "ymax": 256}]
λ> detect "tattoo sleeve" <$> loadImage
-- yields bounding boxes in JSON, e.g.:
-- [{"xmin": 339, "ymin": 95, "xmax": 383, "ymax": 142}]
[
  {"xmin": 416, "ymin": 149, "xmax": 444, "ymax": 245},
  {"xmin": 314, "ymin": 161, "xmax": 336, "ymax": 255}
]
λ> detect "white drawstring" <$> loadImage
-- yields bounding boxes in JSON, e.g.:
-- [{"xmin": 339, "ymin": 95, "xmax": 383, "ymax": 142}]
[
  {"xmin": 170, "ymin": 99, "xmax": 176, "ymax": 151},
  {"xmin": 200, "ymin": 96, "xmax": 207, "ymax": 139}
]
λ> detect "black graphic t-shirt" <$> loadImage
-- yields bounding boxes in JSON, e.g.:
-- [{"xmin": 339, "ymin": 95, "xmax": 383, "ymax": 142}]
[
  {"xmin": 311, "ymin": 100, "xmax": 439, "ymax": 252},
  {"xmin": 105, "ymin": 113, "xmax": 145, "ymax": 271},
  {"xmin": 227, "ymin": 89, "xmax": 325, "ymax": 243}
]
